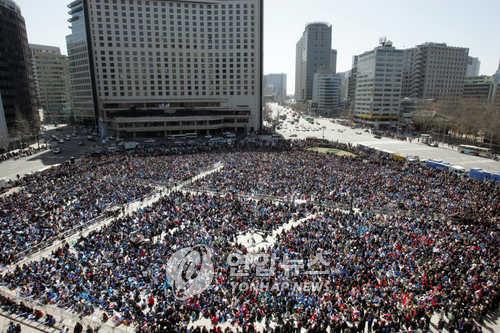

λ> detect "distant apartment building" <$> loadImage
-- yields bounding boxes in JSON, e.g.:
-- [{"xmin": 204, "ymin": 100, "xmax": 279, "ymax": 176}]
[
  {"xmin": 466, "ymin": 57, "xmax": 480, "ymax": 77},
  {"xmin": 330, "ymin": 49, "xmax": 337, "ymax": 74},
  {"xmin": 353, "ymin": 40, "xmax": 404, "ymax": 128},
  {"xmin": 295, "ymin": 23, "xmax": 333, "ymax": 101},
  {"xmin": 409, "ymin": 43, "xmax": 468, "ymax": 100},
  {"xmin": 263, "ymin": 73, "xmax": 287, "ymax": 102},
  {"xmin": 401, "ymin": 48, "xmax": 417, "ymax": 97},
  {"xmin": 312, "ymin": 71, "xmax": 342, "ymax": 117},
  {"xmin": 66, "ymin": 0, "xmax": 96, "ymax": 125},
  {"xmin": 67, "ymin": 0, "xmax": 263, "ymax": 138},
  {"xmin": 0, "ymin": 0, "xmax": 39, "ymax": 139},
  {"xmin": 463, "ymin": 76, "xmax": 498, "ymax": 104},
  {"xmin": 346, "ymin": 56, "xmax": 358, "ymax": 112},
  {"xmin": 30, "ymin": 44, "xmax": 71, "ymax": 123}
]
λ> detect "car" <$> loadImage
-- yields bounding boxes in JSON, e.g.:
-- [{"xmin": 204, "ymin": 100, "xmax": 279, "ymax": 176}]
[
  {"xmin": 78, "ymin": 141, "xmax": 84, "ymax": 146},
  {"xmin": 51, "ymin": 148, "xmax": 61, "ymax": 154},
  {"xmin": 290, "ymin": 134, "xmax": 298, "ymax": 138},
  {"xmin": 58, "ymin": 139, "xmax": 64, "ymax": 144},
  {"xmin": 144, "ymin": 139, "xmax": 156, "ymax": 144},
  {"xmin": 374, "ymin": 135, "xmax": 382, "ymax": 139}
]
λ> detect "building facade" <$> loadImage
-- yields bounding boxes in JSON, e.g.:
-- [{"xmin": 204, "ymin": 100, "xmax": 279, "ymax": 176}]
[
  {"xmin": 463, "ymin": 76, "xmax": 497, "ymax": 104},
  {"xmin": 353, "ymin": 40, "xmax": 404, "ymax": 128},
  {"xmin": 312, "ymin": 71, "xmax": 341, "ymax": 117},
  {"xmin": 30, "ymin": 44, "xmax": 71, "ymax": 123},
  {"xmin": 67, "ymin": 0, "xmax": 96, "ymax": 125},
  {"xmin": 409, "ymin": 43, "xmax": 468, "ymax": 100},
  {"xmin": 295, "ymin": 23, "xmax": 333, "ymax": 101},
  {"xmin": 67, "ymin": 0, "xmax": 263, "ymax": 138},
  {"xmin": 330, "ymin": 49, "xmax": 337, "ymax": 74},
  {"xmin": 0, "ymin": 0, "xmax": 39, "ymax": 139},
  {"xmin": 466, "ymin": 56, "xmax": 480, "ymax": 77},
  {"xmin": 263, "ymin": 73, "xmax": 287, "ymax": 102},
  {"xmin": 401, "ymin": 48, "xmax": 416, "ymax": 98},
  {"xmin": 346, "ymin": 56, "xmax": 358, "ymax": 113}
]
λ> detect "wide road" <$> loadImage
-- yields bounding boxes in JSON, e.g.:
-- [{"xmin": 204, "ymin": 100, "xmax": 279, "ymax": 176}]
[{"xmin": 269, "ymin": 103, "xmax": 500, "ymax": 173}]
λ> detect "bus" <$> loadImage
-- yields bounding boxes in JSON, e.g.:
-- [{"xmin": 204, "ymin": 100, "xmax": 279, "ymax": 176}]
[{"xmin": 458, "ymin": 145, "xmax": 492, "ymax": 158}]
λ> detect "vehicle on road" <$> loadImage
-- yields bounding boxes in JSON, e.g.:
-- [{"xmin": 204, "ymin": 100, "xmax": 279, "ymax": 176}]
[
  {"xmin": 458, "ymin": 145, "xmax": 492, "ymax": 158},
  {"xmin": 51, "ymin": 148, "xmax": 61, "ymax": 154}
]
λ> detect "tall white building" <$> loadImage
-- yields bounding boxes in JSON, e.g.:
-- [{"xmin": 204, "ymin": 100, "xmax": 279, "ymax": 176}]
[
  {"xmin": 312, "ymin": 71, "xmax": 341, "ymax": 117},
  {"xmin": 263, "ymin": 73, "xmax": 287, "ymax": 102},
  {"xmin": 30, "ymin": 44, "xmax": 71, "ymax": 123},
  {"xmin": 67, "ymin": 0, "xmax": 263, "ymax": 138},
  {"xmin": 466, "ymin": 57, "xmax": 480, "ymax": 77},
  {"xmin": 353, "ymin": 40, "xmax": 404, "ymax": 128}
]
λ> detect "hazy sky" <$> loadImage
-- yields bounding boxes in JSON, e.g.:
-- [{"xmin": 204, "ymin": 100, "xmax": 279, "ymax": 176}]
[{"xmin": 16, "ymin": 0, "xmax": 500, "ymax": 94}]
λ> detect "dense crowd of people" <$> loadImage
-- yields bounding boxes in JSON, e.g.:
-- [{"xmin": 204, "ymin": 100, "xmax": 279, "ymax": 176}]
[
  {"xmin": 0, "ymin": 294, "xmax": 56, "ymax": 330},
  {"xmin": 189, "ymin": 143, "xmax": 498, "ymax": 221},
  {"xmin": 0, "ymin": 146, "xmax": 47, "ymax": 162},
  {"xmin": 0, "ymin": 139, "xmax": 498, "ymax": 332},
  {"xmin": 0, "ymin": 153, "xmax": 216, "ymax": 265},
  {"xmin": 1, "ymin": 192, "xmax": 314, "ymax": 328}
]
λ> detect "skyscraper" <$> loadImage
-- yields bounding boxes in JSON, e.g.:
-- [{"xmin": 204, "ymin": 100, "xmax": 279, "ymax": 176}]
[
  {"xmin": 263, "ymin": 74, "xmax": 287, "ymax": 102},
  {"xmin": 409, "ymin": 43, "xmax": 468, "ymax": 100},
  {"xmin": 353, "ymin": 40, "xmax": 404, "ymax": 128},
  {"xmin": 330, "ymin": 49, "xmax": 337, "ymax": 74},
  {"xmin": 346, "ymin": 56, "xmax": 358, "ymax": 112},
  {"xmin": 67, "ymin": 0, "xmax": 263, "ymax": 138},
  {"xmin": 312, "ymin": 71, "xmax": 342, "ymax": 117},
  {"xmin": 466, "ymin": 57, "xmax": 481, "ymax": 77},
  {"xmin": 30, "ymin": 44, "xmax": 71, "ymax": 123},
  {"xmin": 66, "ymin": 0, "xmax": 96, "ymax": 125},
  {"xmin": 294, "ymin": 23, "xmax": 333, "ymax": 101},
  {"xmin": 0, "ymin": 0, "xmax": 39, "ymax": 139}
]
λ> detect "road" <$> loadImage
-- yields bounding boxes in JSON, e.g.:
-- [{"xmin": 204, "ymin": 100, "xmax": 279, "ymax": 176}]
[{"xmin": 269, "ymin": 103, "xmax": 500, "ymax": 173}]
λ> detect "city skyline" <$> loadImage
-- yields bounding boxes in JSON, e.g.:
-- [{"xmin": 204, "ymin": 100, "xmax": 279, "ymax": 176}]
[{"xmin": 13, "ymin": 0, "xmax": 500, "ymax": 95}]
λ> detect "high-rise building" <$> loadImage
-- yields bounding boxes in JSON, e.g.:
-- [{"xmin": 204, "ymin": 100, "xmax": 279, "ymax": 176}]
[
  {"xmin": 466, "ymin": 57, "xmax": 480, "ymax": 77},
  {"xmin": 295, "ymin": 23, "xmax": 332, "ymax": 101},
  {"xmin": 30, "ymin": 44, "xmax": 71, "ymax": 123},
  {"xmin": 401, "ymin": 48, "xmax": 417, "ymax": 98},
  {"xmin": 330, "ymin": 49, "xmax": 337, "ymax": 74},
  {"xmin": 67, "ymin": 0, "xmax": 263, "ymax": 138},
  {"xmin": 0, "ymin": 0, "xmax": 39, "ymax": 139},
  {"xmin": 353, "ymin": 40, "xmax": 404, "ymax": 128},
  {"xmin": 346, "ymin": 56, "xmax": 358, "ymax": 113},
  {"xmin": 409, "ymin": 43, "xmax": 468, "ymax": 100},
  {"xmin": 312, "ymin": 71, "xmax": 342, "ymax": 117},
  {"xmin": 66, "ymin": 0, "xmax": 96, "ymax": 125},
  {"xmin": 263, "ymin": 74, "xmax": 287, "ymax": 102}
]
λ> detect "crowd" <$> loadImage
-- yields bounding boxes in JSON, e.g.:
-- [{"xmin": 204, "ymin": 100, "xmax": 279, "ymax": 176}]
[
  {"xmin": 0, "ymin": 153, "xmax": 216, "ymax": 265},
  {"xmin": 0, "ymin": 294, "xmax": 56, "ymax": 330},
  {"xmin": 1, "ymin": 192, "xmax": 315, "ymax": 329},
  {"xmin": 190, "ymin": 147, "xmax": 498, "ymax": 220},
  {"xmin": 0, "ymin": 140, "xmax": 498, "ymax": 332},
  {"xmin": 0, "ymin": 146, "xmax": 47, "ymax": 162}
]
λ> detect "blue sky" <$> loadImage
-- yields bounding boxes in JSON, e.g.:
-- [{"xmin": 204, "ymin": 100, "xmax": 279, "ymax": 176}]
[{"xmin": 16, "ymin": 0, "xmax": 500, "ymax": 94}]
